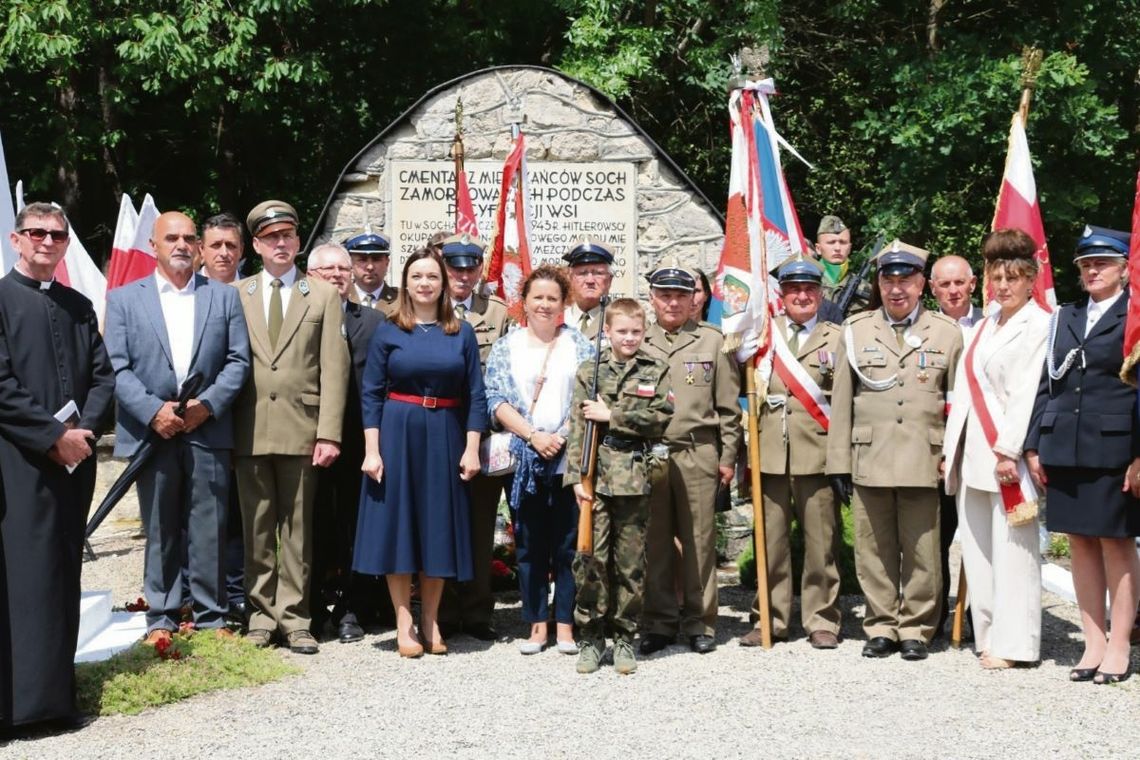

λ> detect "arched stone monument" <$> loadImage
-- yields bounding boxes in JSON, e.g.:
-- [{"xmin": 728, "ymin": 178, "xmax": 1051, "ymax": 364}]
[{"xmin": 309, "ymin": 65, "xmax": 724, "ymax": 298}]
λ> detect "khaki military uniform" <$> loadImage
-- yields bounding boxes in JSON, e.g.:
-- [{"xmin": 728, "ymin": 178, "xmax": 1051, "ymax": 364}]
[
  {"xmin": 233, "ymin": 272, "xmax": 350, "ymax": 635},
  {"xmin": 826, "ymin": 306, "xmax": 962, "ymax": 643},
  {"xmin": 564, "ymin": 348, "xmax": 672, "ymax": 643},
  {"xmin": 565, "ymin": 302, "xmax": 603, "ymax": 340},
  {"xmin": 439, "ymin": 292, "xmax": 511, "ymax": 630},
  {"xmin": 753, "ymin": 316, "xmax": 843, "ymax": 639},
  {"xmin": 640, "ymin": 320, "xmax": 742, "ymax": 638},
  {"xmin": 822, "ymin": 269, "xmax": 872, "ymax": 316}
]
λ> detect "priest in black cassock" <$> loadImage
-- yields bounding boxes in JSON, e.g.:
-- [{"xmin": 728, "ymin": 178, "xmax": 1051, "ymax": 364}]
[{"xmin": 0, "ymin": 202, "xmax": 115, "ymax": 730}]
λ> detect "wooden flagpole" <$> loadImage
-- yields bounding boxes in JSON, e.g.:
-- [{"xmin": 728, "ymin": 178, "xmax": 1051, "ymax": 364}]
[
  {"xmin": 730, "ymin": 56, "xmax": 773, "ymax": 649},
  {"xmin": 953, "ymin": 46, "xmax": 1044, "ymax": 650}
]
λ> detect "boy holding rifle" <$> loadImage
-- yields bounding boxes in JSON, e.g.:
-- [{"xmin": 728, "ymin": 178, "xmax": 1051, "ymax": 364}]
[{"xmin": 565, "ymin": 298, "xmax": 673, "ymax": 675}]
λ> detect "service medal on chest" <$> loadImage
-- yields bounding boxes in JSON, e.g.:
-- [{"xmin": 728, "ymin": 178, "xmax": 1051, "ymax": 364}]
[{"xmin": 916, "ymin": 350, "xmax": 929, "ymax": 383}]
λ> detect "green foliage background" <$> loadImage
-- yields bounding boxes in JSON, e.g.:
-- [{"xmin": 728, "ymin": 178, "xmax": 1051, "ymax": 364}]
[{"xmin": 2, "ymin": 0, "xmax": 1137, "ymax": 300}]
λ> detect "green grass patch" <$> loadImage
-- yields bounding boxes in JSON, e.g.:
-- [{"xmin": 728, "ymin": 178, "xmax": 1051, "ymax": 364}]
[
  {"xmin": 737, "ymin": 504, "xmax": 860, "ymax": 595},
  {"xmin": 1047, "ymin": 532, "xmax": 1071, "ymax": 559},
  {"xmin": 76, "ymin": 631, "xmax": 300, "ymax": 716}
]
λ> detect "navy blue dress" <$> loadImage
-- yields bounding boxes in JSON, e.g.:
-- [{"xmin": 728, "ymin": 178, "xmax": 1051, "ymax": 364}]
[{"xmin": 353, "ymin": 320, "xmax": 488, "ymax": 579}]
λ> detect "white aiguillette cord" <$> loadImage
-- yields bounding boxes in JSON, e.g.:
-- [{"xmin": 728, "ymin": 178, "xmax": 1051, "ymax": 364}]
[
  {"xmin": 1045, "ymin": 308, "xmax": 1083, "ymax": 391},
  {"xmin": 843, "ymin": 323, "xmax": 907, "ymax": 392}
]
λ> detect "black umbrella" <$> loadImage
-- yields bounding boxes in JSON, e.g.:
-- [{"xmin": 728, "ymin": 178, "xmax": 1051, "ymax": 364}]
[{"xmin": 84, "ymin": 372, "xmax": 204, "ymax": 560}]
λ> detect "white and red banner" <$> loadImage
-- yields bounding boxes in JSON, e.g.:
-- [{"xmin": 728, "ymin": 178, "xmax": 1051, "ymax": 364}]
[
  {"xmin": 715, "ymin": 84, "xmax": 771, "ymax": 360},
  {"xmin": 1123, "ymin": 163, "xmax": 1140, "ymax": 374},
  {"xmin": 963, "ymin": 318, "xmax": 1038, "ymax": 525},
  {"xmin": 485, "ymin": 131, "xmax": 532, "ymax": 323},
  {"xmin": 0, "ymin": 129, "xmax": 16, "ymax": 275},
  {"xmin": 992, "ymin": 111, "xmax": 1055, "ymax": 311},
  {"xmin": 768, "ymin": 326, "xmax": 831, "ymax": 431},
  {"xmin": 453, "ymin": 137, "xmax": 480, "ymax": 237},
  {"xmin": 106, "ymin": 193, "xmax": 159, "ymax": 290}
]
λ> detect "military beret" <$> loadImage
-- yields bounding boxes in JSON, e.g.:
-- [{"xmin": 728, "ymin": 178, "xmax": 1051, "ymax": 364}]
[
  {"xmin": 777, "ymin": 257, "xmax": 824, "ymax": 285},
  {"xmin": 817, "ymin": 215, "xmax": 848, "ymax": 237},
  {"xmin": 440, "ymin": 233, "xmax": 486, "ymax": 268},
  {"xmin": 343, "ymin": 232, "xmax": 391, "ymax": 256},
  {"xmin": 875, "ymin": 239, "xmax": 929, "ymax": 276},
  {"xmin": 647, "ymin": 255, "xmax": 696, "ymax": 292},
  {"xmin": 562, "ymin": 240, "xmax": 614, "ymax": 266},
  {"xmin": 247, "ymin": 200, "xmax": 298, "ymax": 237},
  {"xmin": 1075, "ymin": 225, "xmax": 1130, "ymax": 261}
]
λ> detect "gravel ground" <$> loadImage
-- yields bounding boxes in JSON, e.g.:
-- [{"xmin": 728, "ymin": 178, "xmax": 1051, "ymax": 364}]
[{"xmin": 3, "ymin": 459, "xmax": 1139, "ymax": 759}]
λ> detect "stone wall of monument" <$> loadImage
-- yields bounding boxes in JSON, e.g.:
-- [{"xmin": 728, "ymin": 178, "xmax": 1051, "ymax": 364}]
[{"xmin": 314, "ymin": 66, "xmax": 724, "ymax": 295}]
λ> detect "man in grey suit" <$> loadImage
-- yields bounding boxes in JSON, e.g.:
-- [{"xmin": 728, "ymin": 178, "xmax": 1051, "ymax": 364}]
[{"xmin": 104, "ymin": 211, "xmax": 251, "ymax": 643}]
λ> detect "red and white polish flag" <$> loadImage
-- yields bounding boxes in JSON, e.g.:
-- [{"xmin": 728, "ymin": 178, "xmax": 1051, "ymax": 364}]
[
  {"xmin": 992, "ymin": 111, "xmax": 1055, "ymax": 311},
  {"xmin": 106, "ymin": 192, "xmax": 159, "ymax": 290}
]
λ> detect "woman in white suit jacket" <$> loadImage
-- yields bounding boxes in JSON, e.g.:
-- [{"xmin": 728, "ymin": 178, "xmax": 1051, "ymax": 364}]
[{"xmin": 943, "ymin": 230, "xmax": 1050, "ymax": 668}]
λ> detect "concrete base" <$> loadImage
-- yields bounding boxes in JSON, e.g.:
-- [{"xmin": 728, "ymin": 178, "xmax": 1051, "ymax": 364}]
[{"xmin": 75, "ymin": 590, "xmax": 147, "ymax": 663}]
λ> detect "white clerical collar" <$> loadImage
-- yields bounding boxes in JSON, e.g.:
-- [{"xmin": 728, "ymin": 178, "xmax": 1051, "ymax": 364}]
[
  {"xmin": 262, "ymin": 267, "xmax": 297, "ymax": 288},
  {"xmin": 15, "ymin": 262, "xmax": 53, "ymax": 289},
  {"xmin": 155, "ymin": 270, "xmax": 196, "ymax": 294}
]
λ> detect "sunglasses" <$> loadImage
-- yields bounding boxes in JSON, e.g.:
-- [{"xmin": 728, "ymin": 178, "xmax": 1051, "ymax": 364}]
[{"xmin": 19, "ymin": 227, "xmax": 70, "ymax": 243}]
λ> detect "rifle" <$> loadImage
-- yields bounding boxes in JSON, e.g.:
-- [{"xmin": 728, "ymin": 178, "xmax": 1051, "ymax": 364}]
[
  {"xmin": 575, "ymin": 296, "xmax": 609, "ymax": 555},
  {"xmin": 833, "ymin": 233, "xmax": 886, "ymax": 315}
]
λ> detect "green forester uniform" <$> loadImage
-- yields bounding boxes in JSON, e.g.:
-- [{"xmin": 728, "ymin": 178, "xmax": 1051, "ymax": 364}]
[{"xmin": 564, "ymin": 348, "xmax": 673, "ymax": 645}]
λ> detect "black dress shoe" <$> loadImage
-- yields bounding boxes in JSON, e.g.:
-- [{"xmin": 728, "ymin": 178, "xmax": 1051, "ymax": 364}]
[
  {"xmin": 899, "ymin": 639, "xmax": 928, "ymax": 661},
  {"xmin": 639, "ymin": 633, "xmax": 673, "ymax": 655},
  {"xmin": 861, "ymin": 636, "xmax": 899, "ymax": 658},
  {"xmin": 690, "ymin": 634, "xmax": 717, "ymax": 654},
  {"xmin": 464, "ymin": 622, "xmax": 499, "ymax": 641},
  {"xmin": 338, "ymin": 620, "xmax": 364, "ymax": 643},
  {"xmin": 1093, "ymin": 666, "xmax": 1132, "ymax": 685},
  {"xmin": 1069, "ymin": 666, "xmax": 1099, "ymax": 682}
]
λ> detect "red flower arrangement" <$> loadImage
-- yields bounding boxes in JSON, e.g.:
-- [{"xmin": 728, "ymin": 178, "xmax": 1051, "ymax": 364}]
[
  {"xmin": 152, "ymin": 636, "xmax": 183, "ymax": 661},
  {"xmin": 124, "ymin": 597, "xmax": 149, "ymax": 612}
]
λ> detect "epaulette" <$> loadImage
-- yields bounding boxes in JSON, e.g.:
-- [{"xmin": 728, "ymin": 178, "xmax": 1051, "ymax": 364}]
[
  {"xmin": 925, "ymin": 310, "xmax": 960, "ymax": 328},
  {"xmin": 485, "ymin": 293, "xmax": 508, "ymax": 307},
  {"xmin": 845, "ymin": 310, "xmax": 877, "ymax": 326}
]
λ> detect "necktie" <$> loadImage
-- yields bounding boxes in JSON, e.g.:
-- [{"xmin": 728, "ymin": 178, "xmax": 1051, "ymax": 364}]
[
  {"xmin": 788, "ymin": 322, "xmax": 803, "ymax": 354},
  {"xmin": 269, "ymin": 278, "xmax": 284, "ymax": 348},
  {"xmin": 363, "ymin": 293, "xmax": 375, "ymax": 309},
  {"xmin": 892, "ymin": 319, "xmax": 911, "ymax": 349},
  {"xmin": 455, "ymin": 303, "xmax": 467, "ymax": 320},
  {"xmin": 578, "ymin": 312, "xmax": 590, "ymax": 332}
]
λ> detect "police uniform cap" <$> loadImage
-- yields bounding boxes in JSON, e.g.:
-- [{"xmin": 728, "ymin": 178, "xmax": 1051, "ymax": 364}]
[
  {"xmin": 440, "ymin": 233, "xmax": 486, "ymax": 269},
  {"xmin": 777, "ymin": 257, "xmax": 824, "ymax": 285},
  {"xmin": 562, "ymin": 240, "xmax": 614, "ymax": 266},
  {"xmin": 343, "ymin": 232, "xmax": 391, "ymax": 257},
  {"xmin": 817, "ymin": 215, "xmax": 848, "ymax": 237},
  {"xmin": 1075, "ymin": 225, "xmax": 1130, "ymax": 261},
  {"xmin": 875, "ymin": 239, "xmax": 929, "ymax": 276},
  {"xmin": 247, "ymin": 200, "xmax": 299, "ymax": 237},
  {"xmin": 647, "ymin": 255, "xmax": 696, "ymax": 292}
]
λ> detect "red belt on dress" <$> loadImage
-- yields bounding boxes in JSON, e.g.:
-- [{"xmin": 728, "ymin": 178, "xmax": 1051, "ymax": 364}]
[{"xmin": 387, "ymin": 391, "xmax": 461, "ymax": 409}]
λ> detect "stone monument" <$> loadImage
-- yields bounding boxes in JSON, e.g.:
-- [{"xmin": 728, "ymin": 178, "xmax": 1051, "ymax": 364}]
[{"xmin": 309, "ymin": 65, "xmax": 725, "ymax": 297}]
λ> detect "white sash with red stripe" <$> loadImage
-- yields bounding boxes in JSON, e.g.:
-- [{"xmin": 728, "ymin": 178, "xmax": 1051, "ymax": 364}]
[
  {"xmin": 963, "ymin": 317, "xmax": 1038, "ymax": 526},
  {"xmin": 760, "ymin": 323, "xmax": 831, "ymax": 431}
]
